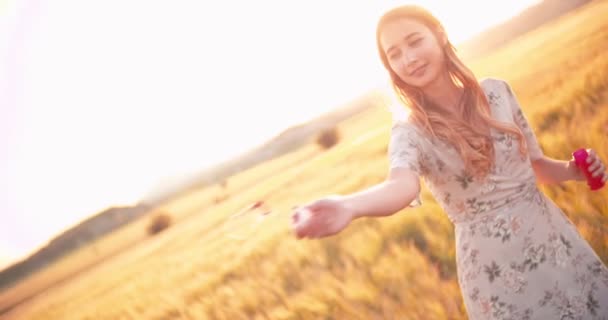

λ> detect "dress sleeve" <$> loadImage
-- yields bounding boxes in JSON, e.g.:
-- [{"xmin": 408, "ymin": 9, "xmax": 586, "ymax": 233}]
[
  {"xmin": 388, "ymin": 122, "xmax": 424, "ymax": 207},
  {"xmin": 502, "ymin": 80, "xmax": 544, "ymax": 161}
]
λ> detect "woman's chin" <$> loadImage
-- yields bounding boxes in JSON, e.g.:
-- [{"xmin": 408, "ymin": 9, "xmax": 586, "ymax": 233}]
[
  {"xmin": 407, "ymin": 72, "xmax": 440, "ymax": 90},
  {"xmin": 404, "ymin": 77, "xmax": 432, "ymax": 89}
]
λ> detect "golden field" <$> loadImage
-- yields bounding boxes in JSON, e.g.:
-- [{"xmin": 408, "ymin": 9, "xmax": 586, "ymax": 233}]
[{"xmin": 2, "ymin": 1, "xmax": 608, "ymax": 319}]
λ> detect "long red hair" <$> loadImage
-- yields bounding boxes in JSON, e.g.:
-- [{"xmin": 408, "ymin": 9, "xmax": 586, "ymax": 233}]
[{"xmin": 376, "ymin": 5, "xmax": 527, "ymax": 179}]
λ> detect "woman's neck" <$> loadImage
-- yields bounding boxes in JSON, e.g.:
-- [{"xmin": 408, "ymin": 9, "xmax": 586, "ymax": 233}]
[{"xmin": 421, "ymin": 71, "xmax": 464, "ymax": 115}]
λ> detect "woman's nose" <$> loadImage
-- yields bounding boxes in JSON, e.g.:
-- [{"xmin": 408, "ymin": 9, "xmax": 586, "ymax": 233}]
[{"xmin": 405, "ymin": 52, "xmax": 418, "ymax": 65}]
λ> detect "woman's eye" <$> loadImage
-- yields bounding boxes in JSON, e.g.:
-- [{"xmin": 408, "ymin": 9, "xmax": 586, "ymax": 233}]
[{"xmin": 410, "ymin": 38, "xmax": 422, "ymax": 46}]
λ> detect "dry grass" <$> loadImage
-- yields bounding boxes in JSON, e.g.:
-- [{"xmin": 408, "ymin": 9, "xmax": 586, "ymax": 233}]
[{"xmin": 2, "ymin": 1, "xmax": 608, "ymax": 319}]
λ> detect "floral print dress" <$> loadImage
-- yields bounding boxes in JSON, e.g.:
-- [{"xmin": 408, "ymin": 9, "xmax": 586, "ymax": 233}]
[{"xmin": 388, "ymin": 77, "xmax": 608, "ymax": 319}]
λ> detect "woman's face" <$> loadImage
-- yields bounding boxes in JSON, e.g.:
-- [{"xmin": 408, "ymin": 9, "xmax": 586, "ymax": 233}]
[{"xmin": 380, "ymin": 18, "xmax": 446, "ymax": 89}]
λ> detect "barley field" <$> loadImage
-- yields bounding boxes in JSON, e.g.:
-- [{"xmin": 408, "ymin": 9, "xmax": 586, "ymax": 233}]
[{"xmin": 1, "ymin": 1, "xmax": 608, "ymax": 319}]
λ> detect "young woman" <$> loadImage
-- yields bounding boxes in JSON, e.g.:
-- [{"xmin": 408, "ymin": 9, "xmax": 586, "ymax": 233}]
[{"xmin": 291, "ymin": 5, "xmax": 608, "ymax": 319}]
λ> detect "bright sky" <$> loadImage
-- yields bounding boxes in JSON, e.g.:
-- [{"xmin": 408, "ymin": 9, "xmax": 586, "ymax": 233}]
[{"xmin": 0, "ymin": 0, "xmax": 539, "ymax": 266}]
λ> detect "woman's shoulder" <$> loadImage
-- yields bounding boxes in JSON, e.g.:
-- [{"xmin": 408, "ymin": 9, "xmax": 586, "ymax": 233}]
[
  {"xmin": 388, "ymin": 103, "xmax": 416, "ymax": 127},
  {"xmin": 391, "ymin": 118, "xmax": 419, "ymax": 135},
  {"xmin": 390, "ymin": 110, "xmax": 418, "ymax": 130},
  {"xmin": 478, "ymin": 76, "xmax": 510, "ymax": 91},
  {"xmin": 390, "ymin": 116, "xmax": 429, "ymax": 147}
]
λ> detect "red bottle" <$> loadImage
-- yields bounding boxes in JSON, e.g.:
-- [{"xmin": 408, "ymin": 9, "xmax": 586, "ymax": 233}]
[{"xmin": 572, "ymin": 148, "xmax": 605, "ymax": 191}]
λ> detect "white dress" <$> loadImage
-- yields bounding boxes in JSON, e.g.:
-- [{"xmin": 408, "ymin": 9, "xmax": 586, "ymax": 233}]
[{"xmin": 388, "ymin": 77, "xmax": 608, "ymax": 319}]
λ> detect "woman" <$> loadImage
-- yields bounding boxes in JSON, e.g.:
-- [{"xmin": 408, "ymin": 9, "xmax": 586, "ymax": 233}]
[{"xmin": 291, "ymin": 5, "xmax": 608, "ymax": 319}]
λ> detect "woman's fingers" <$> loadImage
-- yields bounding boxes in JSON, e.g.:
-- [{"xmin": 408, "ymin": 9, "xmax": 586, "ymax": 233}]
[
  {"xmin": 292, "ymin": 197, "xmax": 345, "ymax": 240},
  {"xmin": 292, "ymin": 209, "xmax": 334, "ymax": 239},
  {"xmin": 308, "ymin": 215, "xmax": 334, "ymax": 239},
  {"xmin": 292, "ymin": 208, "xmax": 319, "ymax": 239},
  {"xmin": 585, "ymin": 149, "xmax": 605, "ymax": 178},
  {"xmin": 588, "ymin": 157, "xmax": 598, "ymax": 171},
  {"xmin": 589, "ymin": 157, "xmax": 605, "ymax": 177},
  {"xmin": 592, "ymin": 163, "xmax": 605, "ymax": 177}
]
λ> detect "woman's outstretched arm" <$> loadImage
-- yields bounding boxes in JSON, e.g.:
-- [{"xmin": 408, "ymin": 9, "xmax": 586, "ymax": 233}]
[
  {"xmin": 291, "ymin": 168, "xmax": 421, "ymax": 239},
  {"xmin": 341, "ymin": 167, "xmax": 421, "ymax": 219}
]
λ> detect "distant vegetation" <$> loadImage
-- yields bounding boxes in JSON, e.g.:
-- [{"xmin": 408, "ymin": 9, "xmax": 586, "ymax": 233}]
[
  {"xmin": 146, "ymin": 212, "xmax": 173, "ymax": 236},
  {"xmin": 315, "ymin": 127, "xmax": 340, "ymax": 149}
]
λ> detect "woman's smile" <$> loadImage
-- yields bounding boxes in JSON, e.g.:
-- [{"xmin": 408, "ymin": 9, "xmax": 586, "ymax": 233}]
[{"xmin": 410, "ymin": 63, "xmax": 427, "ymax": 77}]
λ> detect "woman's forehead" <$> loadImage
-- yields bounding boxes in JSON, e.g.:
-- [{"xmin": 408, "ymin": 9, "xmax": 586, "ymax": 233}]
[{"xmin": 380, "ymin": 18, "xmax": 428, "ymax": 51}]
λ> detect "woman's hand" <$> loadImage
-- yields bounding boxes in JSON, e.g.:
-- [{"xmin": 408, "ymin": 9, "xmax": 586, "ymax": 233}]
[
  {"xmin": 291, "ymin": 196, "xmax": 356, "ymax": 239},
  {"xmin": 570, "ymin": 149, "xmax": 608, "ymax": 183},
  {"xmin": 586, "ymin": 149, "xmax": 608, "ymax": 183}
]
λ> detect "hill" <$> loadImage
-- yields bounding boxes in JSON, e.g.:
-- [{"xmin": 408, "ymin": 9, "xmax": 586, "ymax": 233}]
[
  {"xmin": 0, "ymin": 258, "xmax": 9, "ymax": 272},
  {"xmin": 0, "ymin": 205, "xmax": 151, "ymax": 289},
  {"xmin": 139, "ymin": 90, "xmax": 389, "ymax": 206},
  {"xmin": 457, "ymin": 0, "xmax": 592, "ymax": 61},
  {"xmin": 0, "ymin": 90, "xmax": 386, "ymax": 293}
]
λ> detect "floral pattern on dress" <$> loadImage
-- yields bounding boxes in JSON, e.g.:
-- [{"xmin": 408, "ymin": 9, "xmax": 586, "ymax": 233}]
[{"xmin": 388, "ymin": 77, "xmax": 608, "ymax": 319}]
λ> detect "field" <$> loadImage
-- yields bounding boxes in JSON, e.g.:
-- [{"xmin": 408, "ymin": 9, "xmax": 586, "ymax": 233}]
[{"xmin": 2, "ymin": 1, "xmax": 608, "ymax": 319}]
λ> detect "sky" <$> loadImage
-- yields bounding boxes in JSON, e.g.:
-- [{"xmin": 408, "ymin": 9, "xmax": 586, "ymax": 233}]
[{"xmin": 0, "ymin": 0, "xmax": 540, "ymax": 267}]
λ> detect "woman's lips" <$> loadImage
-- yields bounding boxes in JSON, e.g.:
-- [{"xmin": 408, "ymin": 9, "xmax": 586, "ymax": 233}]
[{"xmin": 410, "ymin": 64, "xmax": 427, "ymax": 77}]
